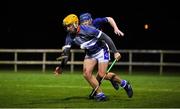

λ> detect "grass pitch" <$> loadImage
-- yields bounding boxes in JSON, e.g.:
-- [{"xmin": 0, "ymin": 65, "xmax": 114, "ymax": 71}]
[{"xmin": 0, "ymin": 70, "xmax": 180, "ymax": 108}]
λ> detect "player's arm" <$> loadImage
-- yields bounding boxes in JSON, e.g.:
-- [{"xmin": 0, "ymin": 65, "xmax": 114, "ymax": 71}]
[
  {"xmin": 54, "ymin": 45, "xmax": 70, "ymax": 76},
  {"xmin": 61, "ymin": 45, "xmax": 71, "ymax": 68},
  {"xmin": 98, "ymin": 31, "xmax": 121, "ymax": 61},
  {"xmin": 54, "ymin": 34, "xmax": 73, "ymax": 76},
  {"xmin": 106, "ymin": 17, "xmax": 124, "ymax": 37}
]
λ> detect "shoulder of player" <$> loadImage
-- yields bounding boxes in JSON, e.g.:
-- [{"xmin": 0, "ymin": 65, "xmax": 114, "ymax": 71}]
[
  {"xmin": 93, "ymin": 17, "xmax": 107, "ymax": 23},
  {"xmin": 79, "ymin": 25, "xmax": 96, "ymax": 31},
  {"xmin": 79, "ymin": 25, "xmax": 100, "ymax": 35}
]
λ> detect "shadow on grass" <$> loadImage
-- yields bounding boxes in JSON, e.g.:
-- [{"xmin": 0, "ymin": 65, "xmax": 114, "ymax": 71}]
[
  {"xmin": 61, "ymin": 96, "xmax": 89, "ymax": 101},
  {"xmin": 12, "ymin": 96, "xmax": 89, "ymax": 107},
  {"xmin": 10, "ymin": 95, "xmax": 133, "ymax": 108},
  {"xmin": 30, "ymin": 96, "xmax": 89, "ymax": 104}
]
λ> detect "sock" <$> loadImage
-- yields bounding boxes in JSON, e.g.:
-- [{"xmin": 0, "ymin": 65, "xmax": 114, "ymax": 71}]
[
  {"xmin": 96, "ymin": 92, "xmax": 105, "ymax": 97},
  {"xmin": 120, "ymin": 80, "xmax": 127, "ymax": 88},
  {"xmin": 97, "ymin": 92, "xmax": 104, "ymax": 95}
]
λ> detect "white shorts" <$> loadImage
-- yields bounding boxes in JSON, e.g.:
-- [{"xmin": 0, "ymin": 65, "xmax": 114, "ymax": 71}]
[{"xmin": 85, "ymin": 48, "xmax": 110, "ymax": 63}]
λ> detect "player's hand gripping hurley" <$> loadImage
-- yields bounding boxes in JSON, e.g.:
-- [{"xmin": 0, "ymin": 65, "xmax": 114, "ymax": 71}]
[{"xmin": 90, "ymin": 59, "xmax": 117, "ymax": 97}]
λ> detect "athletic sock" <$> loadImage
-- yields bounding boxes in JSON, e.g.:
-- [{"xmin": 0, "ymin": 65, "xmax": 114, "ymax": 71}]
[
  {"xmin": 97, "ymin": 92, "xmax": 104, "ymax": 96},
  {"xmin": 120, "ymin": 80, "xmax": 127, "ymax": 88}
]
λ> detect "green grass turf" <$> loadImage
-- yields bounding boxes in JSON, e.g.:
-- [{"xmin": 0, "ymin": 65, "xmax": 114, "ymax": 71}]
[{"xmin": 0, "ymin": 70, "xmax": 180, "ymax": 108}]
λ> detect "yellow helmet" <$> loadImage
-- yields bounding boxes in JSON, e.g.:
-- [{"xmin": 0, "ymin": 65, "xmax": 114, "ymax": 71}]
[{"xmin": 63, "ymin": 14, "xmax": 79, "ymax": 26}]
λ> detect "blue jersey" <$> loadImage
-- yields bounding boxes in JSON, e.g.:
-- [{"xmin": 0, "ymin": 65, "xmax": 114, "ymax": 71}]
[
  {"xmin": 92, "ymin": 17, "xmax": 108, "ymax": 30},
  {"xmin": 64, "ymin": 25, "xmax": 108, "ymax": 55}
]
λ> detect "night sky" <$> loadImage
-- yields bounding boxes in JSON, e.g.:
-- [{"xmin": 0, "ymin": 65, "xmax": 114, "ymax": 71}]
[{"xmin": 7, "ymin": 0, "xmax": 180, "ymax": 50}]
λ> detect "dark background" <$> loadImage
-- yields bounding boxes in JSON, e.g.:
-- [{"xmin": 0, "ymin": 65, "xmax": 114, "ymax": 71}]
[{"xmin": 7, "ymin": 0, "xmax": 180, "ymax": 50}]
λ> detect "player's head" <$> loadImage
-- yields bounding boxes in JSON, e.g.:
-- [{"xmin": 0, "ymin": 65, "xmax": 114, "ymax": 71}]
[
  {"xmin": 63, "ymin": 14, "xmax": 79, "ymax": 33},
  {"xmin": 79, "ymin": 13, "xmax": 93, "ymax": 25}
]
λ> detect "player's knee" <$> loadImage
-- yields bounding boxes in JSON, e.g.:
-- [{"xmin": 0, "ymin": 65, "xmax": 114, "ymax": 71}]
[
  {"xmin": 83, "ymin": 68, "xmax": 92, "ymax": 79},
  {"xmin": 99, "ymin": 72, "xmax": 115, "ymax": 80}
]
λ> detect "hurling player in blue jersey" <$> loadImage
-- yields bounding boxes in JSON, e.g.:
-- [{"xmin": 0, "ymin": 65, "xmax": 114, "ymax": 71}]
[
  {"xmin": 79, "ymin": 12, "xmax": 124, "ymax": 37},
  {"xmin": 55, "ymin": 14, "xmax": 133, "ymax": 101},
  {"xmin": 79, "ymin": 13, "xmax": 125, "ymax": 95}
]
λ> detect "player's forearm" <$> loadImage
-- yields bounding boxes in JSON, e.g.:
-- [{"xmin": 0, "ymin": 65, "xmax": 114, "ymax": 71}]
[
  {"xmin": 60, "ymin": 47, "xmax": 70, "ymax": 68},
  {"xmin": 106, "ymin": 17, "xmax": 119, "ymax": 30},
  {"xmin": 99, "ymin": 32, "xmax": 118, "ymax": 53}
]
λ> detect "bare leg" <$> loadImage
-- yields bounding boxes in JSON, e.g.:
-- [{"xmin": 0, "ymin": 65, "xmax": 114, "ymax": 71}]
[
  {"xmin": 98, "ymin": 62, "xmax": 121, "ymax": 82},
  {"xmin": 98, "ymin": 62, "xmax": 133, "ymax": 98},
  {"xmin": 97, "ymin": 62, "xmax": 124, "ymax": 90},
  {"xmin": 83, "ymin": 58, "xmax": 102, "ymax": 94}
]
